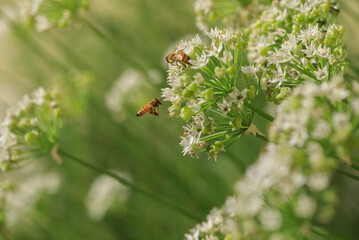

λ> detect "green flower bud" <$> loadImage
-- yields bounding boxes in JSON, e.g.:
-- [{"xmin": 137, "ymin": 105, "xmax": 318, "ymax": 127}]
[
  {"xmin": 224, "ymin": 234, "xmax": 232, "ymax": 240},
  {"xmin": 275, "ymin": 87, "xmax": 291, "ymax": 104},
  {"xmin": 208, "ymin": 149, "xmax": 216, "ymax": 158},
  {"xmin": 182, "ymin": 88, "xmax": 194, "ymax": 98},
  {"xmin": 292, "ymin": 24, "xmax": 300, "ymax": 34},
  {"xmin": 188, "ymin": 83, "xmax": 197, "ymax": 92},
  {"xmin": 295, "ymin": 13, "xmax": 305, "ymax": 24},
  {"xmin": 24, "ymin": 130, "xmax": 40, "ymax": 144},
  {"xmin": 180, "ymin": 74, "xmax": 191, "ymax": 84},
  {"xmin": 213, "ymin": 141, "xmax": 224, "ymax": 152},
  {"xmin": 334, "ymin": 47, "xmax": 345, "ymax": 58},
  {"xmin": 200, "ymin": 88, "xmax": 214, "ymax": 101},
  {"xmin": 231, "ymin": 116, "xmax": 242, "ymax": 130},
  {"xmin": 201, "ymin": 126, "xmax": 210, "ymax": 134},
  {"xmin": 311, "ymin": 8, "xmax": 320, "ymax": 18},
  {"xmin": 180, "ymin": 107, "xmax": 193, "ymax": 121},
  {"xmin": 305, "ymin": 13, "xmax": 315, "ymax": 22}
]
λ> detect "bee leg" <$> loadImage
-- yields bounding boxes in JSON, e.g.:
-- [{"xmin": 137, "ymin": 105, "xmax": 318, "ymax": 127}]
[{"xmin": 150, "ymin": 109, "xmax": 159, "ymax": 117}]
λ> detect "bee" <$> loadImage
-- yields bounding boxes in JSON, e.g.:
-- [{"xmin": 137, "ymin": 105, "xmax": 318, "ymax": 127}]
[
  {"xmin": 166, "ymin": 42, "xmax": 191, "ymax": 66},
  {"xmin": 136, "ymin": 98, "xmax": 162, "ymax": 117}
]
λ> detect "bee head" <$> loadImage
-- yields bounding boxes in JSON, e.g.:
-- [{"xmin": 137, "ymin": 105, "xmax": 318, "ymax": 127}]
[
  {"xmin": 155, "ymin": 98, "xmax": 162, "ymax": 105},
  {"xmin": 166, "ymin": 52, "xmax": 175, "ymax": 63}
]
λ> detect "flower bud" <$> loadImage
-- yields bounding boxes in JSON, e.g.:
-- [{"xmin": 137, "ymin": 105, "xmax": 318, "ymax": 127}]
[
  {"xmin": 200, "ymin": 88, "xmax": 214, "ymax": 101},
  {"xmin": 231, "ymin": 116, "xmax": 242, "ymax": 130},
  {"xmin": 182, "ymin": 88, "xmax": 194, "ymax": 98},
  {"xmin": 180, "ymin": 107, "xmax": 194, "ymax": 121},
  {"xmin": 24, "ymin": 130, "xmax": 40, "ymax": 144}
]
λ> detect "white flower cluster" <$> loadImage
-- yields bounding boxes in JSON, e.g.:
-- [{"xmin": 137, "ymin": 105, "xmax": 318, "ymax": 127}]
[
  {"xmin": 263, "ymin": 23, "xmax": 347, "ymax": 103},
  {"xmin": 247, "ymin": 0, "xmax": 339, "ymax": 64},
  {"xmin": 18, "ymin": 0, "xmax": 89, "ymax": 31},
  {"xmin": 162, "ymin": 28, "xmax": 262, "ymax": 160},
  {"xmin": 0, "ymin": 88, "xmax": 62, "ymax": 171},
  {"xmin": 184, "ymin": 76, "xmax": 358, "ymax": 240},
  {"xmin": 194, "ymin": 0, "xmax": 271, "ymax": 33}
]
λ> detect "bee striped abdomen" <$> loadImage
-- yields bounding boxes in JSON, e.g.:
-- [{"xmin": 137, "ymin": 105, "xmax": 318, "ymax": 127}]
[{"xmin": 136, "ymin": 105, "xmax": 151, "ymax": 117}]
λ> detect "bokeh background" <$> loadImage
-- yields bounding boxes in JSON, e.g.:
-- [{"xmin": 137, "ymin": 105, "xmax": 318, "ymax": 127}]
[{"xmin": 0, "ymin": 0, "xmax": 358, "ymax": 239}]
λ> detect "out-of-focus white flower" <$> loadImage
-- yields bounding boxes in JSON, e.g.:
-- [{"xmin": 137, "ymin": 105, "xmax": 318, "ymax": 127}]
[{"xmin": 85, "ymin": 172, "xmax": 131, "ymax": 221}]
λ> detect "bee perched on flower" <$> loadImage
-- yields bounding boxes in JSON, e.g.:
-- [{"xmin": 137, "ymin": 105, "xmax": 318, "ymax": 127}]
[
  {"xmin": 0, "ymin": 88, "xmax": 63, "ymax": 171},
  {"xmin": 162, "ymin": 28, "xmax": 269, "ymax": 160}
]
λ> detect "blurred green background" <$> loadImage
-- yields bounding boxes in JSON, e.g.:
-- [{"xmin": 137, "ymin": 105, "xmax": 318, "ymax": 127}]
[{"xmin": 0, "ymin": 0, "xmax": 359, "ymax": 239}]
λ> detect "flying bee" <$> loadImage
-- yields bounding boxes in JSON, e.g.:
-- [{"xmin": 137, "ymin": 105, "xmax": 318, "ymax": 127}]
[
  {"xmin": 136, "ymin": 98, "xmax": 162, "ymax": 117},
  {"xmin": 166, "ymin": 42, "xmax": 191, "ymax": 66}
]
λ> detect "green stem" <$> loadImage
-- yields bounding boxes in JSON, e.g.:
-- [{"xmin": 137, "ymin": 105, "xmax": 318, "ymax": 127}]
[
  {"xmin": 351, "ymin": 162, "xmax": 359, "ymax": 172},
  {"xmin": 254, "ymin": 134, "xmax": 268, "ymax": 142},
  {"xmin": 243, "ymin": 102, "xmax": 274, "ymax": 122},
  {"xmin": 58, "ymin": 149, "xmax": 201, "ymax": 222},
  {"xmin": 337, "ymin": 168, "xmax": 359, "ymax": 181}
]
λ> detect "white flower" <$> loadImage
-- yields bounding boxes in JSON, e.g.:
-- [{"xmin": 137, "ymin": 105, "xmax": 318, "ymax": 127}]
[
  {"xmin": 85, "ymin": 173, "xmax": 130, "ymax": 221},
  {"xmin": 301, "ymin": 41, "xmax": 317, "ymax": 58},
  {"xmin": 194, "ymin": 0, "xmax": 212, "ymax": 14},
  {"xmin": 228, "ymin": 88, "xmax": 246, "ymax": 104},
  {"xmin": 280, "ymin": 0, "xmax": 300, "ymax": 9},
  {"xmin": 297, "ymin": 2, "xmax": 312, "ymax": 13},
  {"xmin": 217, "ymin": 98, "xmax": 232, "ymax": 115},
  {"xmin": 314, "ymin": 45, "xmax": 330, "ymax": 58},
  {"xmin": 268, "ymin": 49, "xmax": 291, "ymax": 65},
  {"xmin": 281, "ymin": 34, "xmax": 298, "ymax": 54},
  {"xmin": 220, "ymin": 50, "xmax": 233, "ymax": 65},
  {"xmin": 207, "ymin": 27, "xmax": 232, "ymax": 43},
  {"xmin": 190, "ymin": 34, "xmax": 203, "ymax": 48},
  {"xmin": 35, "ymin": 14, "xmax": 51, "ymax": 32},
  {"xmin": 180, "ymin": 125, "xmax": 205, "ymax": 158},
  {"xmin": 206, "ymin": 42, "xmax": 223, "ymax": 57},
  {"xmin": 241, "ymin": 65, "xmax": 258, "ymax": 76},
  {"xmin": 289, "ymin": 126, "xmax": 309, "ymax": 147},
  {"xmin": 295, "ymin": 194, "xmax": 317, "ymax": 218},
  {"xmin": 32, "ymin": 87, "xmax": 46, "ymax": 105},
  {"xmin": 311, "ymin": 119, "xmax": 331, "ymax": 139},
  {"xmin": 259, "ymin": 208, "xmax": 282, "ymax": 231},
  {"xmin": 190, "ymin": 52, "xmax": 209, "ymax": 69},
  {"xmin": 185, "ymin": 229, "xmax": 199, "ymax": 240},
  {"xmin": 314, "ymin": 66, "xmax": 328, "ymax": 80},
  {"xmin": 308, "ymin": 173, "xmax": 330, "ymax": 192}
]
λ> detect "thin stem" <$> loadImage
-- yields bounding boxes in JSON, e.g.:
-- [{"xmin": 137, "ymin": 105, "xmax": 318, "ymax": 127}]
[
  {"xmin": 351, "ymin": 162, "xmax": 359, "ymax": 172},
  {"xmin": 337, "ymin": 168, "xmax": 359, "ymax": 181},
  {"xmin": 58, "ymin": 149, "xmax": 201, "ymax": 222},
  {"xmin": 254, "ymin": 134, "xmax": 268, "ymax": 142},
  {"xmin": 243, "ymin": 102, "xmax": 274, "ymax": 122}
]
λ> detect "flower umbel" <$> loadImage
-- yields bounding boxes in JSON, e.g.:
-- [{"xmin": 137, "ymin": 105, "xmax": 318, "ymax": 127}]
[
  {"xmin": 162, "ymin": 28, "xmax": 265, "ymax": 160},
  {"xmin": 0, "ymin": 88, "xmax": 63, "ymax": 171}
]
